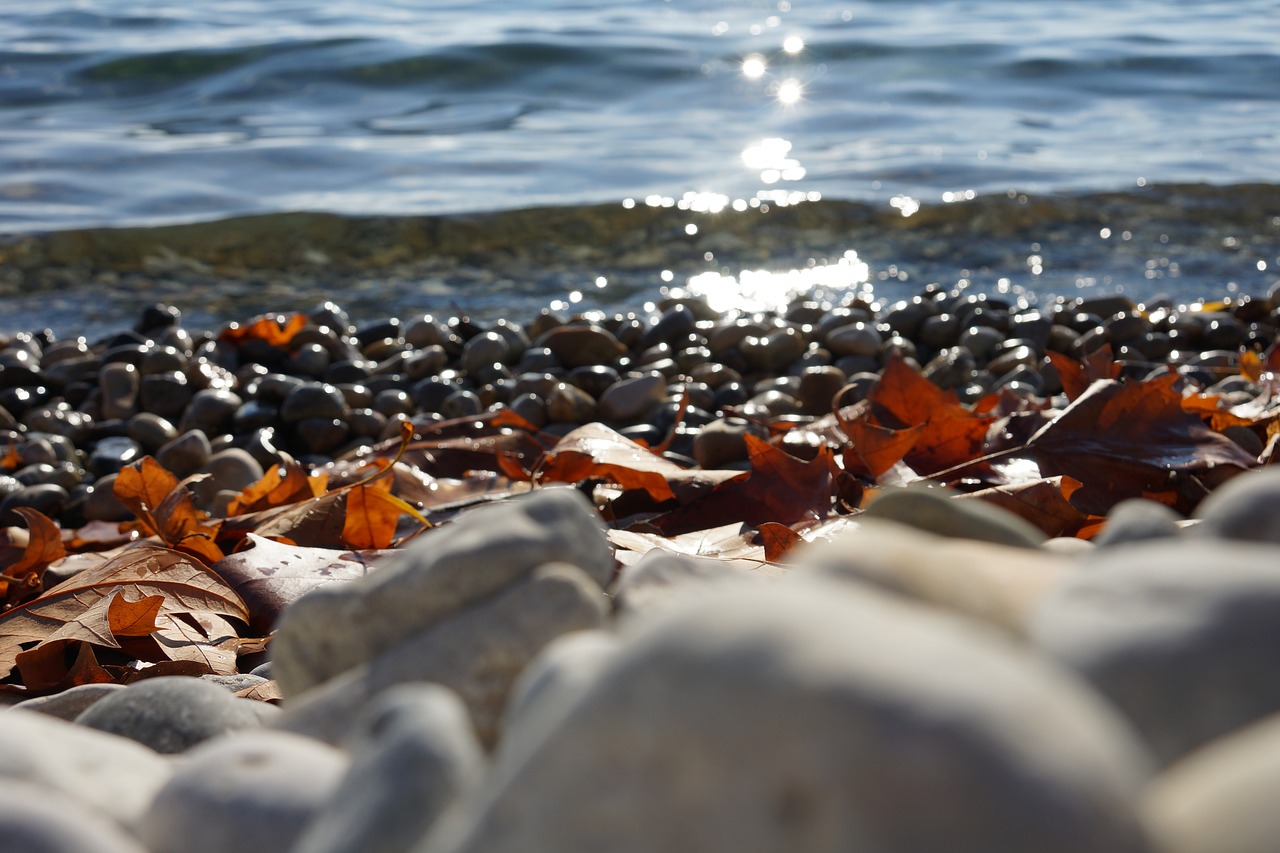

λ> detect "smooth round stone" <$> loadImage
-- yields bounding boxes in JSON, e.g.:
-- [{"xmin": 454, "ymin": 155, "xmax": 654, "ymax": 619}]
[
  {"xmin": 881, "ymin": 295, "xmax": 937, "ymax": 338},
  {"xmin": 1144, "ymin": 713, "xmax": 1280, "ymax": 853},
  {"xmin": 295, "ymin": 417, "xmax": 351, "ymax": 455},
  {"xmin": 325, "ymin": 359, "xmax": 373, "ymax": 385},
  {"xmin": 136, "ymin": 303, "xmax": 182, "ymax": 333},
  {"xmin": 98, "ymin": 362, "xmax": 140, "ymax": 421},
  {"xmin": 862, "ymin": 487, "xmax": 1047, "ymax": 549},
  {"xmin": 199, "ymin": 448, "xmax": 265, "ymax": 495},
  {"xmin": 139, "ymin": 372, "xmax": 193, "ymax": 419},
  {"xmin": 403, "ymin": 316, "xmax": 448, "ymax": 348},
  {"xmin": 923, "ymin": 347, "xmax": 976, "ymax": 389},
  {"xmin": 0, "ymin": 474, "xmax": 22, "ymax": 499},
  {"xmin": 461, "ymin": 331, "xmax": 511, "ymax": 375},
  {"xmin": 82, "ymin": 475, "xmax": 135, "ymax": 522},
  {"xmin": 372, "ymin": 389, "xmax": 414, "ymax": 418},
  {"xmin": 0, "ymin": 483, "xmax": 69, "ymax": 523},
  {"xmin": 155, "ymin": 430, "xmax": 212, "ymax": 478},
  {"xmin": 643, "ymin": 305, "xmax": 697, "ymax": 348},
  {"xmin": 1094, "ymin": 498, "xmax": 1183, "ymax": 548},
  {"xmin": 88, "ymin": 436, "xmax": 143, "ymax": 477},
  {"xmin": 347, "ymin": 408, "xmax": 388, "ymax": 439},
  {"xmin": 958, "ymin": 325, "xmax": 1006, "ymax": 362},
  {"xmin": 1191, "ymin": 469, "xmax": 1280, "ymax": 544},
  {"xmin": 75, "ymin": 677, "xmax": 263, "ymax": 754},
  {"xmin": 441, "ymin": 389, "xmax": 483, "ymax": 419},
  {"xmin": 797, "ymin": 366, "xmax": 846, "ymax": 415},
  {"xmin": 597, "ymin": 374, "xmax": 665, "ymax": 423},
  {"xmin": 1031, "ymin": 540, "xmax": 1280, "ymax": 767},
  {"xmin": 124, "ymin": 412, "xmax": 177, "ymax": 453},
  {"xmin": 508, "ymin": 393, "xmax": 547, "ymax": 427},
  {"xmin": 433, "ymin": 582, "xmax": 1152, "ymax": 853},
  {"xmin": 0, "ymin": 779, "xmax": 150, "ymax": 853},
  {"xmin": 290, "ymin": 343, "xmax": 332, "ymax": 378},
  {"xmin": 232, "ymin": 399, "xmax": 278, "ymax": 432},
  {"xmin": 18, "ymin": 437, "xmax": 58, "ymax": 467},
  {"xmin": 254, "ymin": 373, "xmax": 306, "ymax": 403},
  {"xmin": 545, "ymin": 382, "xmax": 597, "ymax": 424},
  {"xmin": 281, "ymin": 383, "xmax": 348, "ymax": 424},
  {"xmin": 139, "ymin": 730, "xmax": 347, "ymax": 853},
  {"xmin": 987, "ymin": 344, "xmax": 1039, "ymax": 377},
  {"xmin": 567, "ymin": 365, "xmax": 620, "ymax": 399},
  {"xmin": 139, "ymin": 345, "xmax": 187, "ymax": 376},
  {"xmin": 692, "ymin": 419, "xmax": 757, "ymax": 469},
  {"xmin": 825, "ymin": 322, "xmax": 882, "ymax": 358},
  {"xmin": 538, "ymin": 325, "xmax": 626, "ymax": 368},
  {"xmin": 918, "ymin": 313, "xmax": 961, "ymax": 349},
  {"xmin": 23, "ymin": 404, "xmax": 93, "ymax": 443},
  {"xmin": 309, "ymin": 301, "xmax": 350, "ymax": 332},
  {"xmin": 177, "ymin": 389, "xmax": 241, "ymax": 435},
  {"xmin": 738, "ymin": 328, "xmax": 805, "ymax": 372},
  {"xmin": 13, "ymin": 683, "xmax": 127, "ymax": 721}
]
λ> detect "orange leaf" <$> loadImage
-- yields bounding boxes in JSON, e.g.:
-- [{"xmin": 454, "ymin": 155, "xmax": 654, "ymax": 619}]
[
  {"xmin": 1, "ymin": 442, "xmax": 21, "ymax": 470},
  {"xmin": 113, "ymin": 456, "xmax": 179, "ymax": 533},
  {"xmin": 845, "ymin": 419, "xmax": 927, "ymax": 479},
  {"xmin": 16, "ymin": 639, "xmax": 113, "ymax": 692},
  {"xmin": 227, "ymin": 455, "xmax": 328, "ymax": 516},
  {"xmin": 217, "ymin": 313, "xmax": 308, "ymax": 348},
  {"xmin": 0, "ymin": 508, "xmax": 66, "ymax": 607},
  {"xmin": 1047, "ymin": 345, "xmax": 1122, "ymax": 402},
  {"xmin": 342, "ymin": 480, "xmax": 402, "ymax": 550},
  {"xmin": 957, "ymin": 476, "xmax": 1095, "ymax": 538},
  {"xmin": 107, "ymin": 592, "xmax": 164, "ymax": 637},
  {"xmin": 758, "ymin": 522, "xmax": 803, "ymax": 562}
]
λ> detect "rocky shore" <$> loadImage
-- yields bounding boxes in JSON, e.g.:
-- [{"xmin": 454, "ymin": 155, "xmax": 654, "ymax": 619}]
[{"xmin": 2, "ymin": 285, "xmax": 1280, "ymax": 852}]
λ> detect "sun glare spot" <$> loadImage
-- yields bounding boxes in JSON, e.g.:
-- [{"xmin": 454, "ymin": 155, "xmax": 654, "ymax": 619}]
[
  {"xmin": 742, "ymin": 55, "xmax": 767, "ymax": 79},
  {"xmin": 776, "ymin": 78, "xmax": 803, "ymax": 105},
  {"xmin": 782, "ymin": 35, "xmax": 805, "ymax": 54}
]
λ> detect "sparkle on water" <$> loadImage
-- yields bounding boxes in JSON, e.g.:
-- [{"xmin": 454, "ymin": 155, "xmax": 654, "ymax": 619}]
[{"xmin": 674, "ymin": 250, "xmax": 872, "ymax": 315}]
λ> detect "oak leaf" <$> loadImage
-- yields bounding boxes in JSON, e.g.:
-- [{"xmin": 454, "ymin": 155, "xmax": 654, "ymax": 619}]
[{"xmin": 0, "ymin": 508, "xmax": 66, "ymax": 608}]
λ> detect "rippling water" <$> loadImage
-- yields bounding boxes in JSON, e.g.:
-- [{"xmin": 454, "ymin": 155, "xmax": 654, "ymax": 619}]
[{"xmin": 1, "ymin": 0, "xmax": 1279, "ymax": 332}]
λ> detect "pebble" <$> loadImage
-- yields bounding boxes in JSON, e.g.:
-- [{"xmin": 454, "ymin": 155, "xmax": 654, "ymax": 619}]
[
  {"xmin": 537, "ymin": 324, "xmax": 626, "ymax": 367},
  {"xmin": 139, "ymin": 729, "xmax": 347, "ymax": 853},
  {"xmin": 293, "ymin": 684, "xmax": 484, "ymax": 853},
  {"xmin": 1, "ymin": 707, "xmax": 172, "ymax": 831},
  {"xmin": 155, "ymin": 428, "xmax": 212, "ymax": 477},
  {"xmin": 1093, "ymin": 498, "xmax": 1184, "ymax": 547},
  {"xmin": 1031, "ymin": 540, "xmax": 1280, "ymax": 766},
  {"xmin": 861, "ymin": 485, "xmax": 1047, "ymax": 549},
  {"xmin": 596, "ymin": 373, "xmax": 665, "ymax": 423},
  {"xmin": 74, "ymin": 675, "xmax": 266, "ymax": 754},
  {"xmin": 13, "ymin": 683, "xmax": 126, "ymax": 721},
  {"xmin": 426, "ymin": 581, "xmax": 1152, "ymax": 853},
  {"xmin": 0, "ymin": 779, "xmax": 150, "ymax": 853},
  {"xmin": 1190, "ymin": 467, "xmax": 1280, "ymax": 543}
]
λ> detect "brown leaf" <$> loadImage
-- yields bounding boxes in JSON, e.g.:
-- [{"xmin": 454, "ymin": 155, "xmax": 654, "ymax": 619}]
[
  {"xmin": 537, "ymin": 423, "xmax": 687, "ymax": 502},
  {"xmin": 113, "ymin": 456, "xmax": 178, "ymax": 529},
  {"xmin": 341, "ymin": 478, "xmax": 402, "ymax": 551},
  {"xmin": 0, "ymin": 508, "xmax": 66, "ymax": 607},
  {"xmin": 114, "ymin": 459, "xmax": 224, "ymax": 564},
  {"xmin": 212, "ymin": 534, "xmax": 375, "ymax": 633},
  {"xmin": 1014, "ymin": 377, "xmax": 1257, "ymax": 514},
  {"xmin": 0, "ymin": 544, "xmax": 249, "ymax": 681},
  {"xmin": 1047, "ymin": 346, "xmax": 1122, "ymax": 402},
  {"xmin": 235, "ymin": 680, "xmax": 283, "ymax": 704},
  {"xmin": 758, "ymin": 522, "xmax": 804, "ymax": 562},
  {"xmin": 957, "ymin": 476, "xmax": 1097, "ymax": 538},
  {"xmin": 844, "ymin": 419, "xmax": 927, "ymax": 479},
  {"xmin": 15, "ymin": 639, "xmax": 113, "ymax": 692}
]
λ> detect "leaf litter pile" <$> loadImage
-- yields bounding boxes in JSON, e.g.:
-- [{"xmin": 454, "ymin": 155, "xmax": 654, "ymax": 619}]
[{"xmin": 1, "ymin": 299, "xmax": 1276, "ymax": 700}]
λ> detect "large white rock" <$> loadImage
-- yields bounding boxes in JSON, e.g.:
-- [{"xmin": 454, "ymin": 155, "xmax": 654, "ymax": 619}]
[
  {"xmin": 272, "ymin": 487, "xmax": 614, "ymax": 697},
  {"xmin": 1030, "ymin": 539, "xmax": 1280, "ymax": 766},
  {"xmin": 423, "ymin": 580, "xmax": 1153, "ymax": 853}
]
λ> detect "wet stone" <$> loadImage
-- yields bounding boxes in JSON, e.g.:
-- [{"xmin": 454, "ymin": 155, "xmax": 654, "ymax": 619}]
[
  {"xmin": 139, "ymin": 372, "xmax": 193, "ymax": 419},
  {"xmin": 281, "ymin": 383, "xmax": 348, "ymax": 424},
  {"xmin": 597, "ymin": 373, "xmax": 665, "ymax": 423},
  {"xmin": 98, "ymin": 362, "xmax": 140, "ymax": 421},
  {"xmin": 825, "ymin": 322, "xmax": 882, "ymax": 358},
  {"xmin": 739, "ymin": 328, "xmax": 805, "ymax": 372},
  {"xmin": 139, "ymin": 345, "xmax": 187, "ymax": 376},
  {"xmin": 545, "ymin": 382, "xmax": 597, "ymax": 425},
  {"xmin": 538, "ymin": 325, "xmax": 626, "ymax": 368},
  {"xmin": 88, "ymin": 436, "xmax": 143, "ymax": 477},
  {"xmin": 82, "ymin": 475, "xmax": 135, "ymax": 522},
  {"xmin": 0, "ymin": 484, "xmax": 69, "ymax": 524},
  {"xmin": 178, "ymin": 388, "xmax": 243, "ymax": 435},
  {"xmin": 693, "ymin": 418, "xmax": 758, "ymax": 469},
  {"xmin": 296, "ymin": 417, "xmax": 351, "ymax": 455},
  {"xmin": 155, "ymin": 430, "xmax": 212, "ymax": 479}
]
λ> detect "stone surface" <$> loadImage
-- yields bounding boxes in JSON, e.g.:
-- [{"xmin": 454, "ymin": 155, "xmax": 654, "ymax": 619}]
[
  {"xmin": 691, "ymin": 418, "xmax": 757, "ymax": 469},
  {"xmin": 293, "ymin": 685, "xmax": 484, "ymax": 853},
  {"xmin": 271, "ymin": 487, "xmax": 614, "ymax": 698},
  {"xmin": 1093, "ymin": 498, "xmax": 1183, "ymax": 547},
  {"xmin": 861, "ymin": 486, "xmax": 1047, "ymax": 549},
  {"xmin": 13, "ymin": 682, "xmax": 126, "ymax": 721},
  {"xmin": 801, "ymin": 518, "xmax": 1068, "ymax": 636},
  {"xmin": 597, "ymin": 373, "xmax": 665, "ymax": 423},
  {"xmin": 155, "ymin": 429, "xmax": 212, "ymax": 478},
  {"xmin": 0, "ymin": 708, "xmax": 172, "ymax": 831},
  {"xmin": 276, "ymin": 562, "xmax": 608, "ymax": 747},
  {"xmin": 75, "ymin": 675, "xmax": 264, "ymax": 753},
  {"xmin": 139, "ymin": 729, "xmax": 347, "ymax": 853},
  {"xmin": 425, "ymin": 581, "xmax": 1152, "ymax": 853},
  {"xmin": 1030, "ymin": 540, "xmax": 1280, "ymax": 766},
  {"xmin": 499, "ymin": 629, "xmax": 619, "ymax": 751},
  {"xmin": 611, "ymin": 549, "xmax": 759, "ymax": 618},
  {"xmin": 538, "ymin": 324, "xmax": 626, "ymax": 368},
  {"xmin": 1143, "ymin": 712, "xmax": 1280, "ymax": 853},
  {"xmin": 1191, "ymin": 467, "xmax": 1280, "ymax": 543},
  {"xmin": 0, "ymin": 779, "xmax": 150, "ymax": 853}
]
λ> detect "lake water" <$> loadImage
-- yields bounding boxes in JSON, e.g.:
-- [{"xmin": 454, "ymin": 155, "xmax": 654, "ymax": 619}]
[{"xmin": 2, "ymin": 0, "xmax": 1279, "ymax": 333}]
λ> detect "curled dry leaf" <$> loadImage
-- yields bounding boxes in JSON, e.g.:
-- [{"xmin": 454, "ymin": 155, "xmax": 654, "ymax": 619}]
[
  {"xmin": 0, "ymin": 544, "xmax": 249, "ymax": 684},
  {"xmin": 213, "ymin": 534, "xmax": 377, "ymax": 634},
  {"xmin": 217, "ymin": 312, "xmax": 308, "ymax": 348},
  {"xmin": 0, "ymin": 508, "xmax": 66, "ymax": 608}
]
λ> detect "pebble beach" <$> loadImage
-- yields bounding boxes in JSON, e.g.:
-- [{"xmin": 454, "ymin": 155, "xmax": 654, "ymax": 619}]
[{"xmin": 2, "ymin": 246, "xmax": 1280, "ymax": 851}]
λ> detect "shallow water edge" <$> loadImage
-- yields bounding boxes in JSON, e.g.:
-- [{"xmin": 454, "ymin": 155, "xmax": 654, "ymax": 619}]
[{"xmin": 2, "ymin": 181, "xmax": 1278, "ymax": 339}]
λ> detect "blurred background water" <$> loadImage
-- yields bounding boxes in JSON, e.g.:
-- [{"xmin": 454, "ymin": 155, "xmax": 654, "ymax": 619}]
[{"xmin": 1, "ymin": 0, "xmax": 1279, "ymax": 333}]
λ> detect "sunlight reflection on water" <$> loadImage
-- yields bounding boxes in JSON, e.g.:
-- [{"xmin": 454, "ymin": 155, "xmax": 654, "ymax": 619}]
[{"xmin": 672, "ymin": 249, "xmax": 872, "ymax": 315}]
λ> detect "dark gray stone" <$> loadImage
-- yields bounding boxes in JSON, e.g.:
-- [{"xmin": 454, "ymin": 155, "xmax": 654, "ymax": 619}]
[
  {"xmin": 139, "ymin": 730, "xmax": 346, "ymax": 853},
  {"xmin": 1192, "ymin": 468, "xmax": 1280, "ymax": 543},
  {"xmin": 74, "ymin": 676, "xmax": 264, "ymax": 753},
  {"xmin": 1094, "ymin": 498, "xmax": 1183, "ymax": 547}
]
